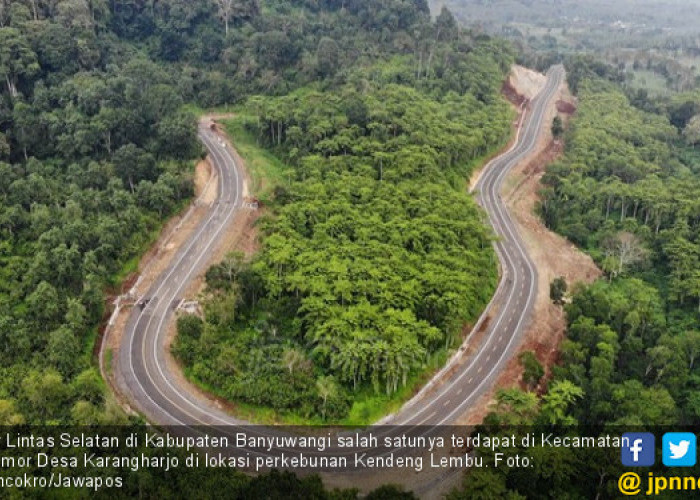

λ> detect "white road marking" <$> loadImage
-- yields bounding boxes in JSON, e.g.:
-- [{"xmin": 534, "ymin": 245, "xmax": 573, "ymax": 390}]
[{"xmin": 120, "ymin": 67, "xmax": 564, "ymax": 440}]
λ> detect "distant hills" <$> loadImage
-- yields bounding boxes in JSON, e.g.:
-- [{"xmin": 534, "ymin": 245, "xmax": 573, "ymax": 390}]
[{"xmin": 432, "ymin": 0, "xmax": 700, "ymax": 33}]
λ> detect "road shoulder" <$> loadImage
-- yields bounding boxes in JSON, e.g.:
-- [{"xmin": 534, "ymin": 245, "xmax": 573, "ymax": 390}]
[
  {"xmin": 458, "ymin": 70, "xmax": 601, "ymax": 424},
  {"xmin": 102, "ymin": 116, "xmax": 256, "ymax": 414}
]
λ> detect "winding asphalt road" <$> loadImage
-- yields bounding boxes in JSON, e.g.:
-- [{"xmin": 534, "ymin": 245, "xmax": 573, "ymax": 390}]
[{"xmin": 115, "ymin": 66, "xmax": 565, "ymax": 433}]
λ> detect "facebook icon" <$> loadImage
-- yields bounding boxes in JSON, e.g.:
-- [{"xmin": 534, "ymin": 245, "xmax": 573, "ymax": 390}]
[{"xmin": 622, "ymin": 433, "xmax": 655, "ymax": 467}]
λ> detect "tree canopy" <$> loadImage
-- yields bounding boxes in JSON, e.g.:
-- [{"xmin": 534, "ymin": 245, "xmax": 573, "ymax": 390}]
[
  {"xmin": 452, "ymin": 64, "xmax": 700, "ymax": 499},
  {"xmin": 174, "ymin": 11, "xmax": 515, "ymax": 421}
]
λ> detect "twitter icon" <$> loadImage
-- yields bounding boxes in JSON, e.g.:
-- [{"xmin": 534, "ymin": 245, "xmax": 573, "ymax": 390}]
[{"xmin": 663, "ymin": 433, "xmax": 697, "ymax": 467}]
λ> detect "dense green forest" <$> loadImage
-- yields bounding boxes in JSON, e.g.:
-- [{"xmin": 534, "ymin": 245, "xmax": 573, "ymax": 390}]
[
  {"xmin": 173, "ymin": 11, "xmax": 516, "ymax": 421},
  {"xmin": 6, "ymin": 0, "xmax": 699, "ymax": 496},
  {"xmin": 0, "ymin": 0, "xmax": 204, "ymax": 426},
  {"xmin": 0, "ymin": 0, "xmax": 509, "ymax": 425},
  {"xmin": 451, "ymin": 59, "xmax": 700, "ymax": 498},
  {"xmin": 0, "ymin": 0, "xmax": 465, "ymax": 496},
  {"xmin": 541, "ymin": 77, "xmax": 700, "ymax": 424}
]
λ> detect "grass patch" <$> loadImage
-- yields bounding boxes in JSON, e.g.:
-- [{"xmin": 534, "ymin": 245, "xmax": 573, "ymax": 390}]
[
  {"xmin": 104, "ymin": 348, "xmax": 113, "ymax": 377},
  {"xmin": 111, "ymin": 254, "xmax": 140, "ymax": 288},
  {"xmin": 82, "ymin": 324, "xmax": 100, "ymax": 367},
  {"xmin": 219, "ymin": 114, "xmax": 292, "ymax": 202},
  {"xmin": 179, "ymin": 103, "xmax": 291, "ymax": 200}
]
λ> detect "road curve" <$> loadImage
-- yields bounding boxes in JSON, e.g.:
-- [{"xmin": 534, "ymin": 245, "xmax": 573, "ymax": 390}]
[
  {"xmin": 115, "ymin": 66, "xmax": 565, "ymax": 431},
  {"xmin": 391, "ymin": 65, "xmax": 565, "ymax": 426}
]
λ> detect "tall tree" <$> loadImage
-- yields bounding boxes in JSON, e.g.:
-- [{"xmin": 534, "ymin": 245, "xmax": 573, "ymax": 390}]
[
  {"xmin": 0, "ymin": 132, "xmax": 9, "ymax": 159},
  {"xmin": 519, "ymin": 351, "xmax": 544, "ymax": 390},
  {"xmin": 602, "ymin": 232, "xmax": 647, "ymax": 278},
  {"xmin": 315, "ymin": 375, "xmax": 337, "ymax": 420},
  {"xmin": 214, "ymin": 0, "xmax": 234, "ymax": 36},
  {"xmin": 0, "ymin": 27, "xmax": 39, "ymax": 98},
  {"xmin": 684, "ymin": 114, "xmax": 700, "ymax": 147},
  {"xmin": 214, "ymin": 0, "xmax": 258, "ymax": 36}
]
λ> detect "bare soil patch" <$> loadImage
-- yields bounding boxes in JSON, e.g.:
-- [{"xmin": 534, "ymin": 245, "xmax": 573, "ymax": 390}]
[
  {"xmin": 510, "ymin": 65, "xmax": 547, "ymax": 100},
  {"xmin": 556, "ymin": 100, "xmax": 577, "ymax": 115},
  {"xmin": 195, "ymin": 158, "xmax": 218, "ymax": 205},
  {"xmin": 502, "ymin": 79, "xmax": 527, "ymax": 107},
  {"xmin": 469, "ymin": 65, "xmax": 547, "ymax": 192}
]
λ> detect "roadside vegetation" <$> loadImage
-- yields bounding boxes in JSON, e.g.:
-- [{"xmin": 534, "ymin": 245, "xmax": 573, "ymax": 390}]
[
  {"xmin": 220, "ymin": 113, "xmax": 291, "ymax": 202},
  {"xmin": 174, "ymin": 5, "xmax": 516, "ymax": 423},
  {"xmin": 0, "ymin": 0, "xmax": 514, "ymax": 426},
  {"xmin": 2, "ymin": 0, "xmax": 698, "ymax": 497},
  {"xmin": 539, "ymin": 72, "xmax": 700, "ymax": 424},
  {"xmin": 0, "ymin": 1, "xmax": 201, "ymax": 426},
  {"xmin": 451, "ymin": 56, "xmax": 700, "ymax": 498}
]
